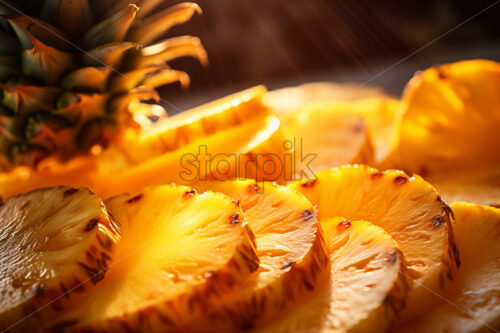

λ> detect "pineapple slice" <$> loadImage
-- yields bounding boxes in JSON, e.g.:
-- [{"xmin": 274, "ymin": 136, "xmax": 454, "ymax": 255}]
[
  {"xmin": 401, "ymin": 203, "xmax": 500, "ymax": 332},
  {"xmin": 108, "ymin": 85, "xmax": 269, "ymax": 166},
  {"xmin": 0, "ymin": 186, "xmax": 120, "ymax": 331},
  {"xmin": 289, "ymin": 165, "xmax": 460, "ymax": 321},
  {"xmin": 186, "ymin": 180, "xmax": 329, "ymax": 331},
  {"xmin": 97, "ymin": 115, "xmax": 280, "ymax": 198},
  {"xmin": 52, "ymin": 185, "xmax": 258, "ymax": 331},
  {"xmin": 395, "ymin": 59, "xmax": 500, "ymax": 176},
  {"xmin": 303, "ymin": 98, "xmax": 400, "ymax": 165},
  {"xmin": 264, "ymin": 81, "xmax": 390, "ymax": 122},
  {"xmin": 262, "ymin": 217, "xmax": 409, "ymax": 333}
]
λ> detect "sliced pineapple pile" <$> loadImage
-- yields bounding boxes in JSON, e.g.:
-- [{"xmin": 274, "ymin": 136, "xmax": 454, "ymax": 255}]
[
  {"xmin": 0, "ymin": 186, "xmax": 120, "ymax": 331},
  {"xmin": 262, "ymin": 217, "xmax": 408, "ymax": 333},
  {"xmin": 188, "ymin": 179, "xmax": 328, "ymax": 331},
  {"xmin": 0, "ymin": 58, "xmax": 499, "ymax": 333},
  {"xmin": 50, "ymin": 185, "xmax": 258, "ymax": 331},
  {"xmin": 290, "ymin": 165, "xmax": 460, "ymax": 321}
]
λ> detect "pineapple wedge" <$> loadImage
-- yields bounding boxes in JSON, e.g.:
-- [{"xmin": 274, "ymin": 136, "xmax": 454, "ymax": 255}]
[
  {"xmin": 400, "ymin": 203, "xmax": 500, "ymax": 332},
  {"xmin": 395, "ymin": 59, "xmax": 500, "ymax": 176},
  {"xmin": 51, "ymin": 185, "xmax": 258, "ymax": 331},
  {"xmin": 262, "ymin": 217, "xmax": 409, "ymax": 333},
  {"xmin": 0, "ymin": 186, "xmax": 120, "ymax": 331},
  {"xmin": 187, "ymin": 180, "xmax": 329, "ymax": 331},
  {"xmin": 290, "ymin": 165, "xmax": 460, "ymax": 321}
]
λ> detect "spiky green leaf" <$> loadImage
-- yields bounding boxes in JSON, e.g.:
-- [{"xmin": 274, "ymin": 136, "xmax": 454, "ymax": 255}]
[
  {"xmin": 61, "ymin": 67, "xmax": 110, "ymax": 92},
  {"xmin": 21, "ymin": 33, "xmax": 74, "ymax": 84},
  {"xmin": 83, "ymin": 42, "xmax": 138, "ymax": 67},
  {"xmin": 3, "ymin": 14, "xmax": 72, "ymax": 50},
  {"xmin": 80, "ymin": 4, "xmax": 138, "ymax": 50},
  {"xmin": 127, "ymin": 2, "xmax": 202, "ymax": 45},
  {"xmin": 136, "ymin": 35, "xmax": 207, "ymax": 68}
]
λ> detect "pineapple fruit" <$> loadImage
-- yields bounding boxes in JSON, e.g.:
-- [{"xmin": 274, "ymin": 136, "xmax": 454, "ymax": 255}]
[
  {"xmin": 401, "ymin": 203, "xmax": 500, "ymax": 332},
  {"xmin": 0, "ymin": 0, "xmax": 205, "ymax": 169},
  {"xmin": 262, "ymin": 217, "xmax": 409, "ymax": 333},
  {"xmin": 391, "ymin": 59, "xmax": 500, "ymax": 205},
  {"xmin": 290, "ymin": 165, "xmax": 460, "ymax": 321},
  {"xmin": 0, "ymin": 186, "xmax": 120, "ymax": 331},
  {"xmin": 51, "ymin": 185, "xmax": 259, "ymax": 331},
  {"xmin": 188, "ymin": 179, "xmax": 329, "ymax": 331}
]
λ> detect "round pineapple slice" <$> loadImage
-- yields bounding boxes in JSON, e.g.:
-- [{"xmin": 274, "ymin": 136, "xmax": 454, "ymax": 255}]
[
  {"xmin": 262, "ymin": 217, "xmax": 409, "ymax": 333},
  {"xmin": 0, "ymin": 186, "xmax": 120, "ymax": 331},
  {"xmin": 111, "ymin": 85, "xmax": 269, "ymax": 165},
  {"xmin": 396, "ymin": 59, "xmax": 500, "ymax": 176},
  {"xmin": 53, "ymin": 185, "xmax": 258, "ymax": 332},
  {"xmin": 401, "ymin": 203, "xmax": 500, "ymax": 333},
  {"xmin": 186, "ymin": 179, "xmax": 329, "ymax": 331},
  {"xmin": 289, "ymin": 165, "xmax": 460, "ymax": 321}
]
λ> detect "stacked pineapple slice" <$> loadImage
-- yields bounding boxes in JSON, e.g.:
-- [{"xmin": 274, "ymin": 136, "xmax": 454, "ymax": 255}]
[{"xmin": 0, "ymin": 18, "xmax": 498, "ymax": 332}]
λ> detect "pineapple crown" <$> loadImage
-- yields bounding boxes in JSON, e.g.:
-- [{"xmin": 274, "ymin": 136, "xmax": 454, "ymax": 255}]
[{"xmin": 0, "ymin": 0, "xmax": 207, "ymax": 170}]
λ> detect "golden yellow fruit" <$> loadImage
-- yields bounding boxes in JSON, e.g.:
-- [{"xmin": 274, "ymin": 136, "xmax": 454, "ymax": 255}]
[
  {"xmin": 0, "ymin": 186, "xmax": 120, "ymax": 332},
  {"xmin": 401, "ymin": 203, "xmax": 500, "ymax": 333},
  {"xmin": 187, "ymin": 179, "xmax": 328, "ymax": 331},
  {"xmin": 51, "ymin": 185, "xmax": 258, "ymax": 331},
  {"xmin": 289, "ymin": 165, "xmax": 460, "ymax": 321},
  {"xmin": 262, "ymin": 217, "xmax": 409, "ymax": 333},
  {"xmin": 395, "ymin": 59, "xmax": 500, "ymax": 176}
]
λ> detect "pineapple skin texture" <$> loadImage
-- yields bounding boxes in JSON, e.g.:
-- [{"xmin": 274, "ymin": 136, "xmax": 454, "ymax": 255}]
[{"xmin": 0, "ymin": 186, "xmax": 120, "ymax": 332}]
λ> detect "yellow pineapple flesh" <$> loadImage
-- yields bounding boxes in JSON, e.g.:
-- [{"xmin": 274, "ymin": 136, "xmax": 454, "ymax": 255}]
[
  {"xmin": 401, "ymin": 203, "xmax": 500, "ymax": 333},
  {"xmin": 289, "ymin": 165, "xmax": 460, "ymax": 321},
  {"xmin": 0, "ymin": 186, "xmax": 120, "ymax": 331},
  {"xmin": 51, "ymin": 185, "xmax": 258, "ymax": 331},
  {"xmin": 187, "ymin": 179, "xmax": 329, "ymax": 331},
  {"xmin": 395, "ymin": 59, "xmax": 500, "ymax": 176},
  {"xmin": 262, "ymin": 217, "xmax": 409, "ymax": 333}
]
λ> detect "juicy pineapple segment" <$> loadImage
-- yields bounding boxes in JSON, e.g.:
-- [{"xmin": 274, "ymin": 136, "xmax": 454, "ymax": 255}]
[
  {"xmin": 289, "ymin": 165, "xmax": 460, "ymax": 321},
  {"xmin": 303, "ymin": 98, "xmax": 399, "ymax": 165},
  {"xmin": 54, "ymin": 185, "xmax": 258, "ymax": 331},
  {"xmin": 402, "ymin": 203, "xmax": 500, "ymax": 333},
  {"xmin": 98, "ymin": 115, "xmax": 280, "ymax": 198},
  {"xmin": 396, "ymin": 59, "xmax": 500, "ymax": 175},
  {"xmin": 0, "ymin": 186, "xmax": 120, "ymax": 331},
  {"xmin": 188, "ymin": 180, "xmax": 328, "ymax": 331},
  {"xmin": 283, "ymin": 107, "xmax": 374, "ymax": 177},
  {"xmin": 108, "ymin": 85, "xmax": 269, "ymax": 165},
  {"xmin": 262, "ymin": 217, "xmax": 409, "ymax": 333}
]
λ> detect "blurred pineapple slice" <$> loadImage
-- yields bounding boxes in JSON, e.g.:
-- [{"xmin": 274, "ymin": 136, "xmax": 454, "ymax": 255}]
[
  {"xmin": 54, "ymin": 185, "xmax": 258, "ymax": 331},
  {"xmin": 289, "ymin": 165, "xmax": 460, "ymax": 321},
  {"xmin": 98, "ymin": 115, "xmax": 280, "ymax": 198},
  {"xmin": 0, "ymin": 186, "xmax": 120, "ymax": 331},
  {"xmin": 395, "ymin": 59, "xmax": 500, "ymax": 175},
  {"xmin": 264, "ymin": 82, "xmax": 391, "ymax": 121},
  {"xmin": 108, "ymin": 85, "xmax": 269, "ymax": 166},
  {"xmin": 187, "ymin": 179, "xmax": 328, "ymax": 331},
  {"xmin": 402, "ymin": 203, "xmax": 500, "ymax": 332},
  {"xmin": 262, "ymin": 217, "xmax": 409, "ymax": 333}
]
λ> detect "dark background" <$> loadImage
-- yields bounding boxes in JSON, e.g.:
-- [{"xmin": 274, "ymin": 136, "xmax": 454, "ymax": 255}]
[{"xmin": 157, "ymin": 0, "xmax": 500, "ymax": 112}]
